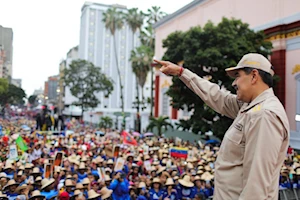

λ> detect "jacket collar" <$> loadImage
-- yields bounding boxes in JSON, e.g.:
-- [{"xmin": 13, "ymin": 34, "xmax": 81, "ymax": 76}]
[{"xmin": 241, "ymin": 88, "xmax": 275, "ymax": 113}]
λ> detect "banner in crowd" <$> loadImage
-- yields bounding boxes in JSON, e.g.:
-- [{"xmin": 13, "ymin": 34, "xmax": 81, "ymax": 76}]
[
  {"xmin": 144, "ymin": 160, "xmax": 152, "ymax": 171},
  {"xmin": 44, "ymin": 164, "xmax": 52, "ymax": 178},
  {"xmin": 54, "ymin": 152, "xmax": 63, "ymax": 167},
  {"xmin": 170, "ymin": 147, "xmax": 188, "ymax": 158},
  {"xmin": 113, "ymin": 145, "xmax": 120, "ymax": 159},
  {"xmin": 15, "ymin": 136, "xmax": 28, "ymax": 151},
  {"xmin": 114, "ymin": 157, "xmax": 125, "ymax": 172},
  {"xmin": 9, "ymin": 145, "xmax": 18, "ymax": 160},
  {"xmin": 122, "ymin": 131, "xmax": 137, "ymax": 146}
]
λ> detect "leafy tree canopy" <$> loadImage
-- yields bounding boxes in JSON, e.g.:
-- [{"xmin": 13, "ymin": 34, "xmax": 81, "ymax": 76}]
[
  {"xmin": 163, "ymin": 18, "xmax": 272, "ymax": 139},
  {"xmin": 64, "ymin": 59, "xmax": 114, "ymax": 117},
  {"xmin": 0, "ymin": 83, "xmax": 26, "ymax": 106}
]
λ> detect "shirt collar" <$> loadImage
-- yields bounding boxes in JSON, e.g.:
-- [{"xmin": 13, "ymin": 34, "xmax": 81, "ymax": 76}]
[{"xmin": 240, "ymin": 88, "xmax": 275, "ymax": 113}]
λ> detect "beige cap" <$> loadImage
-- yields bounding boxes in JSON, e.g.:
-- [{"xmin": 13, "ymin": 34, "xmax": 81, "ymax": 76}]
[{"xmin": 225, "ymin": 53, "xmax": 274, "ymax": 77}]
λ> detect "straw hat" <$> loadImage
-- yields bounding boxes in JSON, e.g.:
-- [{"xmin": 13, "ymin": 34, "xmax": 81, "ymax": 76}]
[
  {"xmin": 3, "ymin": 179, "xmax": 19, "ymax": 190},
  {"xmin": 25, "ymin": 163, "xmax": 33, "ymax": 169},
  {"xmin": 31, "ymin": 167, "xmax": 41, "ymax": 175},
  {"xmin": 73, "ymin": 190, "xmax": 81, "ymax": 197},
  {"xmin": 65, "ymin": 179, "xmax": 75, "ymax": 187},
  {"xmin": 4, "ymin": 163, "xmax": 13, "ymax": 170},
  {"xmin": 15, "ymin": 184, "xmax": 33, "ymax": 194},
  {"xmin": 152, "ymin": 161, "xmax": 160, "ymax": 166},
  {"xmin": 105, "ymin": 168, "xmax": 112, "ymax": 173},
  {"xmin": 35, "ymin": 176, "xmax": 42, "ymax": 182},
  {"xmin": 78, "ymin": 162, "xmax": 87, "ymax": 170},
  {"xmin": 87, "ymin": 190, "xmax": 100, "ymax": 199},
  {"xmin": 138, "ymin": 182, "xmax": 146, "ymax": 188},
  {"xmin": 107, "ymin": 159, "xmax": 114, "ymax": 165},
  {"xmin": 194, "ymin": 176, "xmax": 201, "ymax": 181},
  {"xmin": 68, "ymin": 154, "xmax": 79, "ymax": 163},
  {"xmin": 17, "ymin": 171, "xmax": 23, "ymax": 176},
  {"xmin": 187, "ymin": 163, "xmax": 194, "ymax": 169},
  {"xmin": 0, "ymin": 192, "xmax": 8, "ymax": 200},
  {"xmin": 81, "ymin": 156, "xmax": 88, "ymax": 162},
  {"xmin": 82, "ymin": 178, "xmax": 90, "ymax": 185},
  {"xmin": 76, "ymin": 183, "xmax": 84, "ymax": 190},
  {"xmin": 100, "ymin": 186, "xmax": 113, "ymax": 199},
  {"xmin": 165, "ymin": 178, "xmax": 175, "ymax": 186},
  {"xmin": 152, "ymin": 177, "xmax": 161, "ymax": 185},
  {"xmin": 178, "ymin": 175, "xmax": 194, "ymax": 188},
  {"xmin": 19, "ymin": 165, "xmax": 25, "ymax": 171},
  {"xmin": 41, "ymin": 178, "xmax": 55, "ymax": 190},
  {"xmin": 29, "ymin": 190, "xmax": 45, "ymax": 200},
  {"xmin": 157, "ymin": 166, "xmax": 166, "ymax": 175},
  {"xmin": 201, "ymin": 172, "xmax": 214, "ymax": 181},
  {"xmin": 144, "ymin": 155, "xmax": 150, "ymax": 160},
  {"xmin": 0, "ymin": 172, "xmax": 9, "ymax": 180},
  {"xmin": 173, "ymin": 176, "xmax": 179, "ymax": 181},
  {"xmin": 197, "ymin": 170, "xmax": 204, "ymax": 175},
  {"xmin": 103, "ymin": 175, "xmax": 111, "ymax": 182}
]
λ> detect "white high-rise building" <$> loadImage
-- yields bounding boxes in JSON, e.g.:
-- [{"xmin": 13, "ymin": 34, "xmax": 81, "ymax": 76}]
[{"xmin": 79, "ymin": 2, "xmax": 151, "ymax": 130}]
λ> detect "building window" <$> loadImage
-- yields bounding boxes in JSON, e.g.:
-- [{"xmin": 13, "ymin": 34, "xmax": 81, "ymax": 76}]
[
  {"xmin": 162, "ymin": 88, "xmax": 169, "ymax": 116},
  {"xmin": 90, "ymin": 32, "xmax": 94, "ymax": 36},
  {"xmin": 90, "ymin": 22, "xmax": 94, "ymax": 26},
  {"xmin": 91, "ymin": 12, "xmax": 94, "ymax": 15}
]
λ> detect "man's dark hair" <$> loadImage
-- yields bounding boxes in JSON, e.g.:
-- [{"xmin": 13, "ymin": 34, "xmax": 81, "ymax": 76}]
[{"xmin": 242, "ymin": 67, "xmax": 273, "ymax": 88}]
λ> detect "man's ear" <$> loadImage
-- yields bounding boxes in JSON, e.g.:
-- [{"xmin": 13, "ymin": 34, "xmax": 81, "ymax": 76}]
[{"xmin": 251, "ymin": 69, "xmax": 259, "ymax": 84}]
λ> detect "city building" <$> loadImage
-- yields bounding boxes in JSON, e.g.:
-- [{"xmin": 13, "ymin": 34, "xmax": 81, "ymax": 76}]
[
  {"xmin": 78, "ymin": 2, "xmax": 151, "ymax": 130},
  {"xmin": 58, "ymin": 59, "xmax": 66, "ymax": 114},
  {"xmin": 11, "ymin": 78, "xmax": 22, "ymax": 88},
  {"xmin": 153, "ymin": 0, "xmax": 300, "ymax": 147},
  {"xmin": 44, "ymin": 75, "xmax": 59, "ymax": 103},
  {"xmin": 0, "ymin": 25, "xmax": 13, "ymax": 79}
]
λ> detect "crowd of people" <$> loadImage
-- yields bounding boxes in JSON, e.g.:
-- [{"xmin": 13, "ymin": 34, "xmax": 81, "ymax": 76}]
[{"xmin": 0, "ymin": 116, "xmax": 298, "ymax": 200}]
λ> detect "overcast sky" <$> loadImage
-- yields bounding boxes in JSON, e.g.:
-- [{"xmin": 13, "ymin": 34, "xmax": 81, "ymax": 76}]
[{"xmin": 0, "ymin": 0, "xmax": 193, "ymax": 96}]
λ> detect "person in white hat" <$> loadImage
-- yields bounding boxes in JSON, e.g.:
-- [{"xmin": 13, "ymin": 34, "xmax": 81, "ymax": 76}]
[
  {"xmin": 3, "ymin": 179, "xmax": 19, "ymax": 199},
  {"xmin": 156, "ymin": 53, "xmax": 289, "ymax": 200},
  {"xmin": 162, "ymin": 178, "xmax": 178, "ymax": 200},
  {"xmin": 40, "ymin": 178, "xmax": 58, "ymax": 200},
  {"xmin": 177, "ymin": 175, "xmax": 195, "ymax": 199},
  {"xmin": 149, "ymin": 177, "xmax": 163, "ymax": 200}
]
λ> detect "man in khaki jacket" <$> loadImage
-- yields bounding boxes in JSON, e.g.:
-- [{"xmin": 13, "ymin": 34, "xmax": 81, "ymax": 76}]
[{"xmin": 155, "ymin": 53, "xmax": 289, "ymax": 200}]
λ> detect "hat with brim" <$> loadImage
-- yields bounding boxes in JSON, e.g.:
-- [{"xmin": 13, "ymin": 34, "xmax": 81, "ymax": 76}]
[
  {"xmin": 87, "ymin": 190, "xmax": 100, "ymax": 199},
  {"xmin": 100, "ymin": 187, "xmax": 113, "ymax": 199},
  {"xmin": 178, "ymin": 175, "xmax": 194, "ymax": 188},
  {"xmin": 0, "ymin": 172, "xmax": 10, "ymax": 180},
  {"xmin": 3, "ymin": 179, "xmax": 19, "ymax": 190},
  {"xmin": 29, "ymin": 190, "xmax": 45, "ymax": 200},
  {"xmin": 31, "ymin": 167, "xmax": 42, "ymax": 175},
  {"xmin": 138, "ymin": 182, "xmax": 146, "ymax": 189},
  {"xmin": 0, "ymin": 192, "xmax": 8, "ymax": 200},
  {"xmin": 16, "ymin": 184, "xmax": 33, "ymax": 194},
  {"xmin": 78, "ymin": 162, "xmax": 87, "ymax": 170},
  {"xmin": 41, "ymin": 178, "xmax": 55, "ymax": 190},
  {"xmin": 107, "ymin": 159, "xmax": 114, "ymax": 165},
  {"xmin": 76, "ymin": 183, "xmax": 84, "ymax": 190},
  {"xmin": 151, "ymin": 178, "xmax": 161, "ymax": 186},
  {"xmin": 65, "ymin": 179, "xmax": 75, "ymax": 187},
  {"xmin": 225, "ymin": 53, "xmax": 274, "ymax": 78},
  {"xmin": 157, "ymin": 166, "xmax": 166, "ymax": 175},
  {"xmin": 165, "ymin": 178, "xmax": 175, "ymax": 186}
]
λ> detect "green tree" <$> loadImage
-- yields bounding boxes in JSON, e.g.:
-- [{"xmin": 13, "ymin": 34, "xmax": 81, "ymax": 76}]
[
  {"xmin": 103, "ymin": 7, "xmax": 125, "ymax": 128},
  {"xmin": 64, "ymin": 59, "xmax": 114, "ymax": 118},
  {"xmin": 0, "ymin": 84, "xmax": 26, "ymax": 106},
  {"xmin": 0, "ymin": 78, "xmax": 8, "ymax": 95},
  {"xmin": 146, "ymin": 116, "xmax": 173, "ymax": 136},
  {"xmin": 145, "ymin": 6, "xmax": 167, "ymax": 25},
  {"xmin": 125, "ymin": 8, "xmax": 145, "ymax": 132},
  {"xmin": 28, "ymin": 95, "xmax": 37, "ymax": 106},
  {"xmin": 163, "ymin": 18, "xmax": 272, "ymax": 139},
  {"xmin": 99, "ymin": 116, "xmax": 113, "ymax": 131}
]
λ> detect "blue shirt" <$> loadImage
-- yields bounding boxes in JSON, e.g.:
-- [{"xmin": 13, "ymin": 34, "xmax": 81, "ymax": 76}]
[
  {"xmin": 162, "ymin": 189, "xmax": 178, "ymax": 200},
  {"xmin": 149, "ymin": 188, "xmax": 163, "ymax": 200},
  {"xmin": 41, "ymin": 190, "xmax": 58, "ymax": 200}
]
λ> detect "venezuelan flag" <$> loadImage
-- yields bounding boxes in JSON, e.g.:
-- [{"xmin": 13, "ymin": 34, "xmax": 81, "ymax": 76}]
[{"xmin": 170, "ymin": 147, "xmax": 188, "ymax": 158}]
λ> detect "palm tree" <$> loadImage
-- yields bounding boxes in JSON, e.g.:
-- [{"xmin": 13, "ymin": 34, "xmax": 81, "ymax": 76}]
[
  {"xmin": 125, "ymin": 8, "xmax": 144, "ymax": 133},
  {"xmin": 146, "ymin": 116, "xmax": 173, "ymax": 136},
  {"xmin": 103, "ymin": 7, "xmax": 125, "ymax": 128},
  {"xmin": 99, "ymin": 116, "xmax": 113, "ymax": 132},
  {"xmin": 130, "ymin": 45, "xmax": 153, "ymax": 100},
  {"xmin": 146, "ymin": 6, "xmax": 167, "ymax": 25}
]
